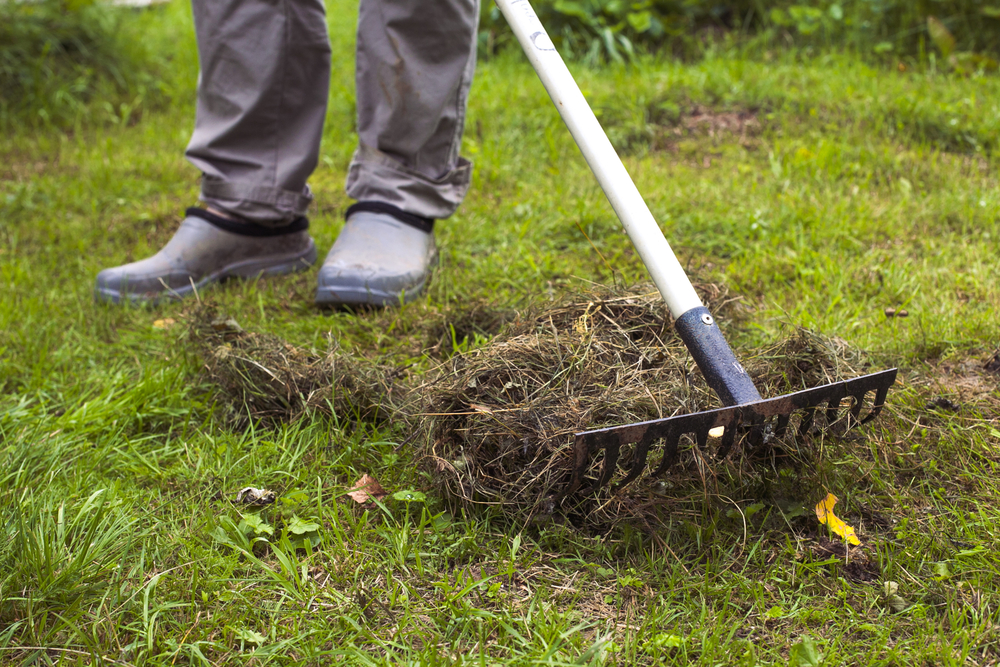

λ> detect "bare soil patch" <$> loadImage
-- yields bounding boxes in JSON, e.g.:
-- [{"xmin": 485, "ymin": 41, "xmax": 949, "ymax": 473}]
[{"xmin": 654, "ymin": 105, "xmax": 761, "ymax": 151}]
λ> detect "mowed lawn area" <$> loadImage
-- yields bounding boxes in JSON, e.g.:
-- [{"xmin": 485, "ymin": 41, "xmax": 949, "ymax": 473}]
[{"xmin": 1, "ymin": 0, "xmax": 999, "ymax": 664}]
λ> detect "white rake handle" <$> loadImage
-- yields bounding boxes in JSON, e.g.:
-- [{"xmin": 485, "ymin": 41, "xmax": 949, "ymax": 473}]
[
  {"xmin": 494, "ymin": 0, "xmax": 703, "ymax": 319},
  {"xmin": 497, "ymin": 0, "xmax": 764, "ymax": 407}
]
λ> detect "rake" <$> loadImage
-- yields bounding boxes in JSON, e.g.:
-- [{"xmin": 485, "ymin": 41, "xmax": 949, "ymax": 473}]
[{"xmin": 495, "ymin": 0, "xmax": 898, "ymax": 497}]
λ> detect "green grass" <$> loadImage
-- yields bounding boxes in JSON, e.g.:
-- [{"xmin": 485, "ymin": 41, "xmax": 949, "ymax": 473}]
[{"xmin": 1, "ymin": 0, "xmax": 999, "ymax": 664}]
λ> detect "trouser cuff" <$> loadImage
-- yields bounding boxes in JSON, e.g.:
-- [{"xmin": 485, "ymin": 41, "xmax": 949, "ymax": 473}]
[
  {"xmin": 200, "ymin": 176, "xmax": 313, "ymax": 227},
  {"xmin": 345, "ymin": 143, "xmax": 472, "ymax": 220}
]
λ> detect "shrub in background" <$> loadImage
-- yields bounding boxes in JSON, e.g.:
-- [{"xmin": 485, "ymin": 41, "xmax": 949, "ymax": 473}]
[
  {"xmin": 478, "ymin": 0, "xmax": 1000, "ymax": 64},
  {"xmin": 0, "ymin": 0, "xmax": 179, "ymax": 128}
]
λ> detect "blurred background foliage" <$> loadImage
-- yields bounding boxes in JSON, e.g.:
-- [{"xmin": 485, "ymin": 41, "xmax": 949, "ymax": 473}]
[
  {"xmin": 479, "ymin": 0, "xmax": 1000, "ymax": 65},
  {"xmin": 0, "ymin": 0, "xmax": 187, "ymax": 129},
  {"xmin": 1, "ymin": 0, "xmax": 998, "ymax": 129}
]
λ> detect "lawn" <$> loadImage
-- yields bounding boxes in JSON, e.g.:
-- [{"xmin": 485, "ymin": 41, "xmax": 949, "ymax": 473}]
[{"xmin": 1, "ymin": 0, "xmax": 999, "ymax": 664}]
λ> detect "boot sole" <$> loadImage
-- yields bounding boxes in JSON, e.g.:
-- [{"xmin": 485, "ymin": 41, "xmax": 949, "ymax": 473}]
[
  {"xmin": 314, "ymin": 275, "xmax": 429, "ymax": 307},
  {"xmin": 95, "ymin": 241, "xmax": 317, "ymax": 305},
  {"xmin": 314, "ymin": 248, "xmax": 437, "ymax": 307}
]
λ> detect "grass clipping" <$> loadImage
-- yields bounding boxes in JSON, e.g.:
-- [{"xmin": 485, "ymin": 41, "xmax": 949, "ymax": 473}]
[
  {"xmin": 189, "ymin": 309, "xmax": 402, "ymax": 426},
  {"xmin": 419, "ymin": 284, "xmax": 871, "ymax": 530}
]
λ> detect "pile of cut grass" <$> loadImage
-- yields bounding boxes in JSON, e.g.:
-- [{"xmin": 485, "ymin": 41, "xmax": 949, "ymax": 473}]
[
  {"xmin": 187, "ymin": 284, "xmax": 885, "ymax": 533},
  {"xmin": 413, "ymin": 284, "xmax": 879, "ymax": 531},
  {"xmin": 188, "ymin": 307, "xmax": 406, "ymax": 427}
]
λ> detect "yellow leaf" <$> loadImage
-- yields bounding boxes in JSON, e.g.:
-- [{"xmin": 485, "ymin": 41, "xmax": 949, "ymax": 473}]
[
  {"xmin": 815, "ymin": 493, "xmax": 861, "ymax": 546},
  {"xmin": 927, "ymin": 16, "xmax": 955, "ymax": 59},
  {"xmin": 153, "ymin": 318, "xmax": 176, "ymax": 329}
]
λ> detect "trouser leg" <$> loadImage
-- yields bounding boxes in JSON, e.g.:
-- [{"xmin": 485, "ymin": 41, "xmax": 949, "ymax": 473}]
[
  {"xmin": 347, "ymin": 0, "xmax": 480, "ymax": 220},
  {"xmin": 185, "ymin": 0, "xmax": 331, "ymax": 226}
]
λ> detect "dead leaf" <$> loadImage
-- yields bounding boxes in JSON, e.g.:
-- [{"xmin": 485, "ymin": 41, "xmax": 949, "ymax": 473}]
[
  {"xmin": 235, "ymin": 487, "xmax": 276, "ymax": 506},
  {"xmin": 347, "ymin": 474, "xmax": 387, "ymax": 504},
  {"xmin": 883, "ymin": 580, "xmax": 908, "ymax": 612},
  {"xmin": 815, "ymin": 493, "xmax": 861, "ymax": 546},
  {"xmin": 153, "ymin": 318, "xmax": 176, "ymax": 329},
  {"xmin": 211, "ymin": 317, "xmax": 243, "ymax": 333},
  {"xmin": 927, "ymin": 16, "xmax": 956, "ymax": 58}
]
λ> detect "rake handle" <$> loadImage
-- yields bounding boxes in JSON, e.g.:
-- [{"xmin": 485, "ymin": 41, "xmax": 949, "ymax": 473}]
[{"xmin": 496, "ymin": 0, "xmax": 761, "ymax": 405}]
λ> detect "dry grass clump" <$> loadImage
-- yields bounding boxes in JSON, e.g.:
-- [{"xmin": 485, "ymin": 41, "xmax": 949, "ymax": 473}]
[
  {"xmin": 418, "ymin": 284, "xmax": 738, "ymax": 528},
  {"xmin": 744, "ymin": 329, "xmax": 871, "ymax": 394},
  {"xmin": 184, "ymin": 288, "xmax": 876, "ymax": 532},
  {"xmin": 187, "ymin": 308, "xmax": 404, "ymax": 426},
  {"xmin": 417, "ymin": 285, "xmax": 874, "ymax": 531}
]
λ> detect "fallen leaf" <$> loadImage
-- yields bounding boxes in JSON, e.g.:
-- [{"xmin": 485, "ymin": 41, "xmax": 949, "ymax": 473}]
[
  {"xmin": 347, "ymin": 474, "xmax": 387, "ymax": 504},
  {"xmin": 235, "ymin": 487, "xmax": 276, "ymax": 506},
  {"xmin": 815, "ymin": 493, "xmax": 861, "ymax": 546},
  {"xmin": 153, "ymin": 318, "xmax": 175, "ymax": 329},
  {"xmin": 927, "ymin": 16, "xmax": 955, "ymax": 58},
  {"xmin": 883, "ymin": 580, "xmax": 908, "ymax": 612}
]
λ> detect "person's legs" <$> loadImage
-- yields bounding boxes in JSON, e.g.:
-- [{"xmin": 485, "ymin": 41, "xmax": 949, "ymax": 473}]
[
  {"xmin": 316, "ymin": 0, "xmax": 479, "ymax": 305},
  {"xmin": 186, "ymin": 0, "xmax": 331, "ymax": 225},
  {"xmin": 96, "ymin": 0, "xmax": 330, "ymax": 303}
]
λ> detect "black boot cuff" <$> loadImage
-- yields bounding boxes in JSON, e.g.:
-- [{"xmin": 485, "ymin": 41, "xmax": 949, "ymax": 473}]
[
  {"xmin": 345, "ymin": 201, "xmax": 435, "ymax": 233},
  {"xmin": 187, "ymin": 208, "xmax": 309, "ymax": 237}
]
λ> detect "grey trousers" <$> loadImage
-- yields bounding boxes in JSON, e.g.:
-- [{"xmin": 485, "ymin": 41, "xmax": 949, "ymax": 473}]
[{"xmin": 185, "ymin": 0, "xmax": 479, "ymax": 226}]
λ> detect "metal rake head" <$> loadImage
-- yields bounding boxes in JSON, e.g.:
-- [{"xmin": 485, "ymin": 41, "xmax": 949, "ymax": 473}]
[{"xmin": 561, "ymin": 368, "xmax": 898, "ymax": 498}]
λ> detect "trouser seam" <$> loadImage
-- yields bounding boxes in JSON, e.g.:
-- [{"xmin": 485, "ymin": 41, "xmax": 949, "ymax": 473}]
[
  {"xmin": 449, "ymin": 0, "xmax": 479, "ymax": 168},
  {"xmin": 272, "ymin": 0, "xmax": 289, "ymax": 192}
]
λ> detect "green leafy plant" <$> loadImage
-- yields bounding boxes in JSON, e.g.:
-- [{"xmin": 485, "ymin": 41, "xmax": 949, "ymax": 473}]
[
  {"xmin": 478, "ymin": 0, "xmax": 1000, "ymax": 63},
  {"xmin": 0, "ymin": 0, "xmax": 174, "ymax": 127},
  {"xmin": 283, "ymin": 515, "xmax": 321, "ymax": 551}
]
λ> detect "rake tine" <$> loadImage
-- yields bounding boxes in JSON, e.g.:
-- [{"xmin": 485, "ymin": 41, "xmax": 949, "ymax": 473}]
[
  {"xmin": 695, "ymin": 425, "xmax": 709, "ymax": 451},
  {"xmin": 849, "ymin": 391, "xmax": 864, "ymax": 424},
  {"xmin": 825, "ymin": 396, "xmax": 843, "ymax": 429},
  {"xmin": 614, "ymin": 430, "xmax": 658, "ymax": 491},
  {"xmin": 747, "ymin": 413, "xmax": 768, "ymax": 448},
  {"xmin": 650, "ymin": 426, "xmax": 682, "ymax": 477},
  {"xmin": 856, "ymin": 388, "xmax": 880, "ymax": 426},
  {"xmin": 868, "ymin": 382, "xmax": 892, "ymax": 422},
  {"xmin": 774, "ymin": 412, "xmax": 791, "ymax": 439},
  {"xmin": 566, "ymin": 433, "xmax": 598, "ymax": 498},
  {"xmin": 595, "ymin": 436, "xmax": 621, "ymax": 490},
  {"xmin": 716, "ymin": 419, "xmax": 739, "ymax": 459},
  {"xmin": 797, "ymin": 406, "xmax": 816, "ymax": 437}
]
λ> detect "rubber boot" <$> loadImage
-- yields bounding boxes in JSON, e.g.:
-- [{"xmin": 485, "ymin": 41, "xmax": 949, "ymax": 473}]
[
  {"xmin": 95, "ymin": 209, "xmax": 316, "ymax": 304},
  {"xmin": 315, "ymin": 203, "xmax": 437, "ymax": 306}
]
